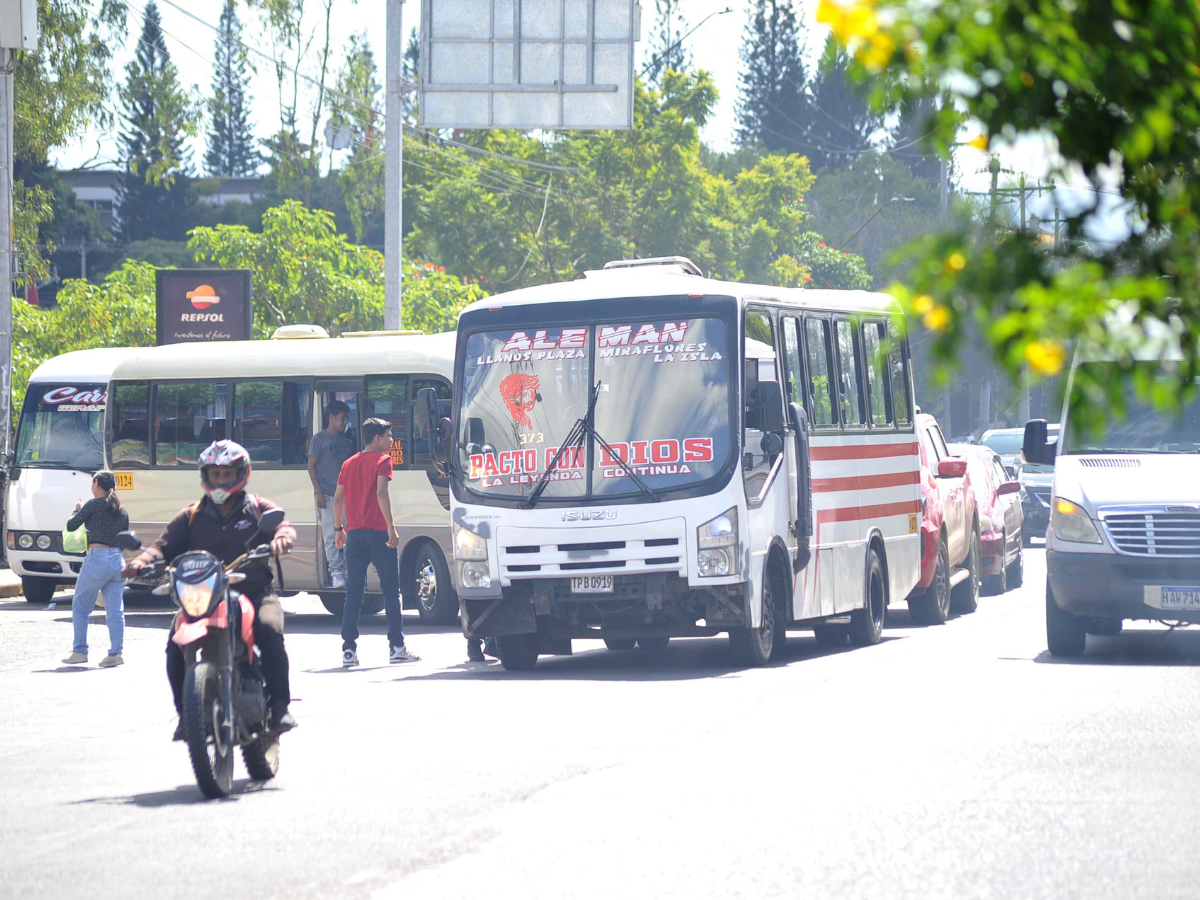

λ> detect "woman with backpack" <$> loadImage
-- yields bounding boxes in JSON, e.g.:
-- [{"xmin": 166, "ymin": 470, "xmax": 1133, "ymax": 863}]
[{"xmin": 61, "ymin": 471, "xmax": 129, "ymax": 668}]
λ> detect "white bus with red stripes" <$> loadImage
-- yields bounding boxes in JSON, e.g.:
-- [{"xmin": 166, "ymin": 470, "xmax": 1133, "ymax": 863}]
[{"xmin": 427, "ymin": 257, "xmax": 922, "ymax": 670}]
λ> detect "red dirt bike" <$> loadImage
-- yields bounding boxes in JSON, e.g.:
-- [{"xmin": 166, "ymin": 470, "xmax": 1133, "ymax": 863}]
[{"xmin": 119, "ymin": 508, "xmax": 287, "ymax": 799}]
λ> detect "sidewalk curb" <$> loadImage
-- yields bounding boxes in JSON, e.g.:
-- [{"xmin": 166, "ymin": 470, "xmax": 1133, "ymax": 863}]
[{"xmin": 0, "ymin": 574, "xmax": 23, "ymax": 599}]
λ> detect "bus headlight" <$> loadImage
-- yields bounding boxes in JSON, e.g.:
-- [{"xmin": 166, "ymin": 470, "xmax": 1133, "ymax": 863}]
[
  {"xmin": 461, "ymin": 561, "xmax": 492, "ymax": 589},
  {"xmin": 453, "ymin": 523, "xmax": 488, "ymax": 560},
  {"xmin": 35, "ymin": 534, "xmax": 53, "ymax": 551},
  {"xmin": 1050, "ymin": 498, "xmax": 1102, "ymax": 544},
  {"xmin": 698, "ymin": 508, "xmax": 738, "ymax": 577},
  {"xmin": 17, "ymin": 534, "xmax": 33, "ymax": 549}
]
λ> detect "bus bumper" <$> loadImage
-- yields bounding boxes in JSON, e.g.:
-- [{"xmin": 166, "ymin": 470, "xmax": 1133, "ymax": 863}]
[
  {"xmin": 461, "ymin": 573, "xmax": 749, "ymax": 639},
  {"xmin": 7, "ymin": 550, "xmax": 83, "ymax": 582}
]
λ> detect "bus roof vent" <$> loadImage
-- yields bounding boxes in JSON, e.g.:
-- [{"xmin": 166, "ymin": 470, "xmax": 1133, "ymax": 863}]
[
  {"xmin": 340, "ymin": 329, "xmax": 424, "ymax": 338},
  {"xmin": 601, "ymin": 256, "xmax": 703, "ymax": 277},
  {"xmin": 271, "ymin": 324, "xmax": 329, "ymax": 340}
]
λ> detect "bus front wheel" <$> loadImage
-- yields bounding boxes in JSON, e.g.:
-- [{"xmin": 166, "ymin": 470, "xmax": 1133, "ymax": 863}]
[
  {"xmin": 21, "ymin": 576, "xmax": 57, "ymax": 605},
  {"xmin": 496, "ymin": 633, "xmax": 539, "ymax": 671},
  {"xmin": 729, "ymin": 575, "xmax": 781, "ymax": 666}
]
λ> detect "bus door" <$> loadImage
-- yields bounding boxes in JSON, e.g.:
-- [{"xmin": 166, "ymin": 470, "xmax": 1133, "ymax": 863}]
[
  {"xmin": 830, "ymin": 316, "xmax": 869, "ymax": 614},
  {"xmin": 314, "ymin": 378, "xmax": 363, "ymax": 588},
  {"xmin": 780, "ymin": 315, "xmax": 815, "ymax": 620},
  {"xmin": 743, "ymin": 309, "xmax": 793, "ymax": 628},
  {"xmin": 800, "ymin": 316, "xmax": 841, "ymax": 618}
]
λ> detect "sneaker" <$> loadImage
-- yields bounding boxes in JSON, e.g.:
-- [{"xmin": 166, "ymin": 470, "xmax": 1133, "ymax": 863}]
[
  {"xmin": 270, "ymin": 707, "xmax": 298, "ymax": 733},
  {"xmin": 172, "ymin": 719, "xmax": 184, "ymax": 741},
  {"xmin": 98, "ymin": 653, "xmax": 124, "ymax": 668},
  {"xmin": 342, "ymin": 649, "xmax": 359, "ymax": 668},
  {"xmin": 467, "ymin": 640, "xmax": 485, "ymax": 662},
  {"xmin": 331, "ymin": 573, "xmax": 346, "ymax": 588},
  {"xmin": 61, "ymin": 652, "xmax": 87, "ymax": 665},
  {"xmin": 390, "ymin": 644, "xmax": 420, "ymax": 664}
]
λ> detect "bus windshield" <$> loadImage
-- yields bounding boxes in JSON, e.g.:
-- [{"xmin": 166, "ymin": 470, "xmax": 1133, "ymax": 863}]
[
  {"xmin": 15, "ymin": 384, "xmax": 107, "ymax": 470},
  {"xmin": 458, "ymin": 318, "xmax": 732, "ymax": 500}
]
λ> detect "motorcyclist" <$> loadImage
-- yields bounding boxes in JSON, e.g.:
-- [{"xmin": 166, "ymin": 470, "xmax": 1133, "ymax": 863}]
[{"xmin": 123, "ymin": 440, "xmax": 298, "ymax": 739}]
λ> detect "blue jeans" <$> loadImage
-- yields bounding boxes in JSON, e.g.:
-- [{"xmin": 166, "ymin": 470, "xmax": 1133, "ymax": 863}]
[
  {"xmin": 71, "ymin": 547, "xmax": 126, "ymax": 655},
  {"xmin": 341, "ymin": 529, "xmax": 404, "ymax": 652}
]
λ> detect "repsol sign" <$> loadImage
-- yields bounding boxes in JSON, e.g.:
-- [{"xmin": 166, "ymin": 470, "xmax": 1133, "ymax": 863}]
[{"xmin": 156, "ymin": 269, "xmax": 252, "ymax": 345}]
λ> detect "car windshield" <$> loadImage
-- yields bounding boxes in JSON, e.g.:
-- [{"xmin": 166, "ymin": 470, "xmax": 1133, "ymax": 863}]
[
  {"xmin": 982, "ymin": 431, "xmax": 1024, "ymax": 453},
  {"xmin": 1064, "ymin": 362, "xmax": 1200, "ymax": 453},
  {"xmin": 14, "ymin": 383, "xmax": 107, "ymax": 470},
  {"xmin": 457, "ymin": 318, "xmax": 732, "ymax": 500}
]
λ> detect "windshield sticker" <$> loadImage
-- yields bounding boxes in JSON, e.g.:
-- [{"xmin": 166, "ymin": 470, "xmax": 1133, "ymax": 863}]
[
  {"xmin": 599, "ymin": 437, "xmax": 714, "ymax": 479},
  {"xmin": 42, "ymin": 386, "xmax": 107, "ymax": 412},
  {"xmin": 596, "ymin": 322, "xmax": 723, "ymax": 364},
  {"xmin": 499, "ymin": 373, "xmax": 541, "ymax": 428},
  {"xmin": 469, "ymin": 446, "xmax": 586, "ymax": 488},
  {"xmin": 473, "ymin": 328, "xmax": 588, "ymax": 366}
]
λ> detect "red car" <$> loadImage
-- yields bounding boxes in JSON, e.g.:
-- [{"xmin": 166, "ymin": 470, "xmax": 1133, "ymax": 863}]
[
  {"xmin": 954, "ymin": 444, "xmax": 1025, "ymax": 594},
  {"xmin": 906, "ymin": 413, "xmax": 981, "ymax": 623}
]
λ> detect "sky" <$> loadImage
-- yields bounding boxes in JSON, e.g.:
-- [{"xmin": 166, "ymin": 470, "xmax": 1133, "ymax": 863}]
[{"xmin": 53, "ymin": 0, "xmax": 1125, "ymax": 242}]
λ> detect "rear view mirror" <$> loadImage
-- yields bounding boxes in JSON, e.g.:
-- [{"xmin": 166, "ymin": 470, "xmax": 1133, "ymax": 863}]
[
  {"xmin": 1023, "ymin": 419, "xmax": 1057, "ymax": 466},
  {"xmin": 754, "ymin": 381, "xmax": 785, "ymax": 434},
  {"xmin": 997, "ymin": 480, "xmax": 1021, "ymax": 496},
  {"xmin": 257, "ymin": 509, "xmax": 285, "ymax": 538},
  {"xmin": 937, "ymin": 458, "xmax": 968, "ymax": 479},
  {"xmin": 467, "ymin": 417, "xmax": 485, "ymax": 446},
  {"xmin": 415, "ymin": 387, "xmax": 440, "ymax": 440},
  {"xmin": 116, "ymin": 530, "xmax": 142, "ymax": 552}
]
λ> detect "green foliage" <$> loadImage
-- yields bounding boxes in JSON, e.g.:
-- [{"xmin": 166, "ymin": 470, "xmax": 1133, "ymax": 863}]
[
  {"xmin": 331, "ymin": 34, "xmax": 385, "ymax": 243},
  {"xmin": 853, "ymin": 0, "xmax": 1200, "ymax": 425},
  {"xmin": 737, "ymin": 1, "xmax": 811, "ymax": 151},
  {"xmin": 12, "ymin": 261, "xmax": 158, "ymax": 410},
  {"xmin": 206, "ymin": 0, "xmax": 259, "ymax": 177},
  {"xmin": 402, "ymin": 261, "xmax": 489, "ymax": 335}
]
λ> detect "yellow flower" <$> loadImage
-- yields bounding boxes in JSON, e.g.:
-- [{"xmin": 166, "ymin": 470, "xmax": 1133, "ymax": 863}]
[
  {"xmin": 858, "ymin": 33, "xmax": 896, "ymax": 72},
  {"xmin": 912, "ymin": 293, "xmax": 934, "ymax": 314},
  {"xmin": 966, "ymin": 133, "xmax": 989, "ymax": 151},
  {"xmin": 818, "ymin": 0, "xmax": 879, "ymax": 45},
  {"xmin": 946, "ymin": 252, "xmax": 967, "ymax": 271},
  {"xmin": 923, "ymin": 306, "xmax": 951, "ymax": 332},
  {"xmin": 1019, "ymin": 71, "xmax": 1035, "ymax": 87},
  {"xmin": 1025, "ymin": 340, "xmax": 1066, "ymax": 376}
]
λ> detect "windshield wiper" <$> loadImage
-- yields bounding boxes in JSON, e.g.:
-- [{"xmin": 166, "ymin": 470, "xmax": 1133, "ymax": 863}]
[{"xmin": 521, "ymin": 382, "xmax": 660, "ymax": 509}]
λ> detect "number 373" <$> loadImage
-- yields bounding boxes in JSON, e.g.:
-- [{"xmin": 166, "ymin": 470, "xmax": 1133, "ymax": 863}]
[{"xmin": 519, "ymin": 431, "xmax": 545, "ymax": 445}]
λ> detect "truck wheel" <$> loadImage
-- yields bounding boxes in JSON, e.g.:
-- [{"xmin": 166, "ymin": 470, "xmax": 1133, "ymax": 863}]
[
  {"xmin": 21, "ymin": 576, "xmax": 57, "ymax": 605},
  {"xmin": 812, "ymin": 624, "xmax": 848, "ymax": 647},
  {"xmin": 909, "ymin": 537, "xmax": 950, "ymax": 625},
  {"xmin": 849, "ymin": 547, "xmax": 886, "ymax": 646},
  {"xmin": 636, "ymin": 636, "xmax": 670, "ymax": 652},
  {"xmin": 410, "ymin": 541, "xmax": 457, "ymax": 625},
  {"xmin": 496, "ymin": 633, "xmax": 539, "ymax": 671},
  {"xmin": 1046, "ymin": 583, "xmax": 1087, "ymax": 657},
  {"xmin": 951, "ymin": 526, "xmax": 981, "ymax": 614},
  {"xmin": 318, "ymin": 593, "xmax": 384, "ymax": 617},
  {"xmin": 729, "ymin": 575, "xmax": 780, "ymax": 666},
  {"xmin": 603, "ymin": 638, "xmax": 635, "ymax": 651},
  {"xmin": 984, "ymin": 534, "xmax": 1008, "ymax": 595}
]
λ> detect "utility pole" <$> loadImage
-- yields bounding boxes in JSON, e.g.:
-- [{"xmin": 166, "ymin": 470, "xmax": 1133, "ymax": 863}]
[
  {"xmin": 939, "ymin": 158, "xmax": 949, "ymax": 215},
  {"xmin": 0, "ymin": 47, "xmax": 13, "ymax": 459},
  {"xmin": 384, "ymin": 0, "xmax": 404, "ymax": 331}
]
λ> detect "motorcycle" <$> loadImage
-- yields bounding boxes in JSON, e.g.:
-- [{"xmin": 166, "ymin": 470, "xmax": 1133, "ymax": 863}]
[{"xmin": 118, "ymin": 508, "xmax": 288, "ymax": 799}]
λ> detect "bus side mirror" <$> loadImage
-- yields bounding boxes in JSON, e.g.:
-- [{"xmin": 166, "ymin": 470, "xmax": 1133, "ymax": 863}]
[
  {"xmin": 1023, "ymin": 419, "xmax": 1056, "ymax": 466},
  {"xmin": 467, "ymin": 417, "xmax": 485, "ymax": 446},
  {"xmin": 755, "ymin": 381, "xmax": 785, "ymax": 434},
  {"xmin": 415, "ymin": 388, "xmax": 440, "ymax": 440}
]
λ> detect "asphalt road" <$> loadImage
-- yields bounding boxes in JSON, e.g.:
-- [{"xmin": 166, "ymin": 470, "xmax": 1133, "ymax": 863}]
[{"xmin": 2, "ymin": 548, "xmax": 1199, "ymax": 900}]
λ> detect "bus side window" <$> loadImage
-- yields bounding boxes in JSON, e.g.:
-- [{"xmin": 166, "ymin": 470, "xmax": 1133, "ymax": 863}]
[
  {"xmin": 111, "ymin": 382, "xmax": 151, "ymax": 467},
  {"xmin": 743, "ymin": 310, "xmax": 778, "ymax": 493},
  {"xmin": 887, "ymin": 318, "xmax": 912, "ymax": 426},
  {"xmin": 365, "ymin": 376, "xmax": 410, "ymax": 468},
  {"xmin": 782, "ymin": 316, "xmax": 805, "ymax": 410},
  {"xmin": 861, "ymin": 320, "xmax": 892, "ymax": 427},
  {"xmin": 232, "ymin": 379, "xmax": 312, "ymax": 466},
  {"xmin": 155, "ymin": 381, "xmax": 228, "ymax": 467},
  {"xmin": 804, "ymin": 317, "xmax": 835, "ymax": 427},
  {"xmin": 834, "ymin": 319, "xmax": 865, "ymax": 427},
  {"xmin": 411, "ymin": 377, "xmax": 452, "ymax": 469}
]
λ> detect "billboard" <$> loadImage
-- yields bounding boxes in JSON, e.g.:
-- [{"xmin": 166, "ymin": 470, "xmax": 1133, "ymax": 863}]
[
  {"xmin": 419, "ymin": 0, "xmax": 641, "ymax": 130},
  {"xmin": 155, "ymin": 269, "xmax": 253, "ymax": 346}
]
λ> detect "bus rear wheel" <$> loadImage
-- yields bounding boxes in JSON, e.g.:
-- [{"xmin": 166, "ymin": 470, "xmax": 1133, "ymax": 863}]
[{"xmin": 848, "ymin": 548, "xmax": 886, "ymax": 646}]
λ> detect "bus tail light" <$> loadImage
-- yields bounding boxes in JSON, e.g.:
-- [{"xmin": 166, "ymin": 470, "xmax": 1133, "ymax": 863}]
[{"xmin": 698, "ymin": 508, "xmax": 738, "ymax": 577}]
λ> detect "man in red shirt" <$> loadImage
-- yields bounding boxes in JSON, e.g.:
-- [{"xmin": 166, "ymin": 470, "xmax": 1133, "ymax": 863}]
[{"xmin": 333, "ymin": 418, "xmax": 420, "ymax": 667}]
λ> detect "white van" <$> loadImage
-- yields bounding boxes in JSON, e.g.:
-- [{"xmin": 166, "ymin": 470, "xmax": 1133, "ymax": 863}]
[
  {"xmin": 5, "ymin": 348, "xmax": 129, "ymax": 604},
  {"xmin": 1025, "ymin": 336, "xmax": 1200, "ymax": 655}
]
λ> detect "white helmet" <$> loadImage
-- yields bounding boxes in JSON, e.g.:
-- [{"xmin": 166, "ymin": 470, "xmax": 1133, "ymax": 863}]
[{"xmin": 198, "ymin": 440, "xmax": 252, "ymax": 504}]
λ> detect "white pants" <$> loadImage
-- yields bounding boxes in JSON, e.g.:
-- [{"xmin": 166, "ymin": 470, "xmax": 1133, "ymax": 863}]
[{"xmin": 316, "ymin": 503, "xmax": 346, "ymax": 581}]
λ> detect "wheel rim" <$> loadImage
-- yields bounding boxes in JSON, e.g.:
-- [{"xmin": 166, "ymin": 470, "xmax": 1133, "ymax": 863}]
[
  {"xmin": 417, "ymin": 557, "xmax": 438, "ymax": 613},
  {"xmin": 971, "ymin": 534, "xmax": 981, "ymax": 599},
  {"xmin": 206, "ymin": 691, "xmax": 229, "ymax": 774},
  {"xmin": 760, "ymin": 584, "xmax": 775, "ymax": 655},
  {"xmin": 936, "ymin": 545, "xmax": 950, "ymax": 616},
  {"xmin": 870, "ymin": 567, "xmax": 885, "ymax": 631}
]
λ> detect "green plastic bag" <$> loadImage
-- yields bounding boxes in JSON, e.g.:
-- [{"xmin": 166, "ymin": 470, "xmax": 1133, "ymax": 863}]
[{"xmin": 62, "ymin": 524, "xmax": 88, "ymax": 554}]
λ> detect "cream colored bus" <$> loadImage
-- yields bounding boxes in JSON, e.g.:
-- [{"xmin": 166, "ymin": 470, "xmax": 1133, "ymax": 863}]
[{"xmin": 104, "ymin": 329, "xmax": 458, "ymax": 622}]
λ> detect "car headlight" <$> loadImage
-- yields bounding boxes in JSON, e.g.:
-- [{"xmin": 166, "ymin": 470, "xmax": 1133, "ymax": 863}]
[
  {"xmin": 1050, "ymin": 498, "xmax": 1102, "ymax": 544},
  {"xmin": 453, "ymin": 523, "xmax": 488, "ymax": 560},
  {"xmin": 35, "ymin": 534, "xmax": 53, "ymax": 551},
  {"xmin": 698, "ymin": 508, "xmax": 738, "ymax": 577},
  {"xmin": 17, "ymin": 533, "xmax": 33, "ymax": 549},
  {"xmin": 178, "ymin": 581, "xmax": 215, "ymax": 618},
  {"xmin": 460, "ymin": 561, "xmax": 492, "ymax": 589}
]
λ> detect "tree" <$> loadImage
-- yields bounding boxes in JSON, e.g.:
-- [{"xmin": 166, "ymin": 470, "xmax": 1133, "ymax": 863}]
[
  {"xmin": 736, "ymin": 0, "xmax": 811, "ymax": 153},
  {"xmin": 801, "ymin": 39, "xmax": 884, "ymax": 171},
  {"xmin": 644, "ymin": 0, "xmax": 691, "ymax": 83},
  {"xmin": 818, "ymin": 0, "xmax": 1200, "ymax": 423},
  {"xmin": 206, "ymin": 0, "xmax": 259, "ymax": 177},
  {"xmin": 117, "ymin": 0, "xmax": 200, "ymax": 243},
  {"xmin": 331, "ymin": 34, "xmax": 384, "ymax": 243}
]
